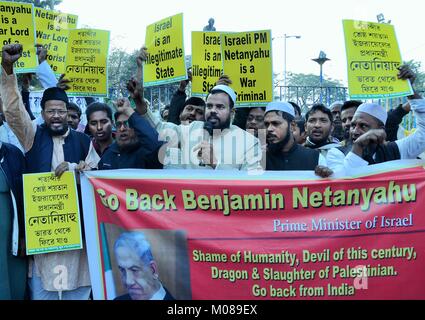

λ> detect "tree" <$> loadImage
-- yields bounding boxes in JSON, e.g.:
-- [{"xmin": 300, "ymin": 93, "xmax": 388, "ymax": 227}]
[
  {"xmin": 108, "ymin": 47, "xmax": 181, "ymax": 108},
  {"xmin": 7, "ymin": 0, "xmax": 62, "ymax": 10},
  {"xmin": 107, "ymin": 47, "xmax": 139, "ymax": 98},
  {"xmin": 404, "ymin": 60, "xmax": 425, "ymax": 93},
  {"xmin": 282, "ymin": 72, "xmax": 347, "ymax": 112}
]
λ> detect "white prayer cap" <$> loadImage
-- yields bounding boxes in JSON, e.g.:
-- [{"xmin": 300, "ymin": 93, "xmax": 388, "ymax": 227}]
[
  {"xmin": 211, "ymin": 85, "xmax": 237, "ymax": 105},
  {"xmin": 355, "ymin": 102, "xmax": 388, "ymax": 125},
  {"xmin": 265, "ymin": 102, "xmax": 295, "ymax": 118},
  {"xmin": 329, "ymin": 101, "xmax": 344, "ymax": 111}
]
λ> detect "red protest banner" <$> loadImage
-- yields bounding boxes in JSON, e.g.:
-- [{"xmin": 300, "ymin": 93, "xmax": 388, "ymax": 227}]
[{"xmin": 81, "ymin": 161, "xmax": 425, "ymax": 300}]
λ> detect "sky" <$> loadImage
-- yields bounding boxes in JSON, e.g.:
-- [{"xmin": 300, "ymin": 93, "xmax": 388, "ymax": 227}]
[{"xmin": 57, "ymin": 0, "xmax": 425, "ymax": 86}]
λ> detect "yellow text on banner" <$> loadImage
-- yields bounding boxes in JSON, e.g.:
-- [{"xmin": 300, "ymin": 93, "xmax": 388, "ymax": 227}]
[
  {"xmin": 191, "ymin": 31, "xmax": 223, "ymax": 97},
  {"xmin": 65, "ymin": 29, "xmax": 110, "ymax": 97},
  {"xmin": 144, "ymin": 13, "xmax": 187, "ymax": 87},
  {"xmin": 221, "ymin": 30, "xmax": 273, "ymax": 107},
  {"xmin": 35, "ymin": 8, "xmax": 78, "ymax": 75},
  {"xmin": 343, "ymin": 19, "xmax": 413, "ymax": 99},
  {"xmin": 23, "ymin": 172, "xmax": 83, "ymax": 255},
  {"xmin": 0, "ymin": 1, "xmax": 37, "ymax": 73}
]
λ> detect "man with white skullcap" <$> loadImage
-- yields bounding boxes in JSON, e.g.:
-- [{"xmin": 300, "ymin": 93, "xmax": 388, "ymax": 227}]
[
  {"xmin": 140, "ymin": 77, "xmax": 263, "ymax": 171},
  {"xmin": 345, "ymin": 92, "xmax": 425, "ymax": 167},
  {"xmin": 264, "ymin": 101, "xmax": 333, "ymax": 177}
]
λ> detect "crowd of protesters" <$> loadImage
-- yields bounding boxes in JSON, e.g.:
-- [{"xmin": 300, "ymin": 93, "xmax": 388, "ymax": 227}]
[{"xmin": 0, "ymin": 41, "xmax": 424, "ymax": 300}]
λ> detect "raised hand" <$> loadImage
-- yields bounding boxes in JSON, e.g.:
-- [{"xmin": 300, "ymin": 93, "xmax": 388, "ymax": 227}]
[
  {"xmin": 115, "ymin": 97, "xmax": 134, "ymax": 117},
  {"xmin": 398, "ymin": 64, "xmax": 416, "ymax": 85},
  {"xmin": 57, "ymin": 74, "xmax": 72, "ymax": 90},
  {"xmin": 136, "ymin": 46, "xmax": 148, "ymax": 68},
  {"xmin": 126, "ymin": 77, "xmax": 142, "ymax": 100},
  {"xmin": 1, "ymin": 44, "xmax": 23, "ymax": 75},
  {"xmin": 178, "ymin": 68, "xmax": 192, "ymax": 93},
  {"xmin": 35, "ymin": 44, "xmax": 48, "ymax": 64},
  {"xmin": 352, "ymin": 129, "xmax": 386, "ymax": 158}
]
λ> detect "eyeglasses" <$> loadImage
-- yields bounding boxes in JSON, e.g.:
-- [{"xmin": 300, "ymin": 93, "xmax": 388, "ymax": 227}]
[
  {"xmin": 115, "ymin": 120, "xmax": 130, "ymax": 129},
  {"xmin": 44, "ymin": 109, "xmax": 68, "ymax": 116}
]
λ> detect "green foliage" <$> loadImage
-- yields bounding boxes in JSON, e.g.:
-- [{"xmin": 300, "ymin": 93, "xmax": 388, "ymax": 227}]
[
  {"xmin": 107, "ymin": 47, "xmax": 181, "ymax": 108},
  {"xmin": 6, "ymin": 0, "xmax": 62, "ymax": 10},
  {"xmin": 284, "ymin": 73, "xmax": 347, "ymax": 112},
  {"xmin": 403, "ymin": 60, "xmax": 425, "ymax": 92},
  {"xmin": 107, "ymin": 47, "xmax": 138, "ymax": 98}
]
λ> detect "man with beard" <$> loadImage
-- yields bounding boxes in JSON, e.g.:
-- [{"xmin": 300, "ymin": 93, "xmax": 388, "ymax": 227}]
[
  {"xmin": 129, "ymin": 49, "xmax": 261, "ymax": 169},
  {"xmin": 340, "ymin": 65, "xmax": 417, "ymax": 158},
  {"xmin": 344, "ymin": 94, "xmax": 425, "ymax": 168},
  {"xmin": 139, "ymin": 82, "xmax": 262, "ymax": 170},
  {"xmin": 98, "ymin": 98, "xmax": 163, "ymax": 170},
  {"xmin": 329, "ymin": 101, "xmax": 344, "ymax": 142},
  {"xmin": 344, "ymin": 65, "xmax": 425, "ymax": 170},
  {"xmin": 1, "ymin": 44, "xmax": 93, "ymax": 300},
  {"xmin": 264, "ymin": 102, "xmax": 332, "ymax": 177}
]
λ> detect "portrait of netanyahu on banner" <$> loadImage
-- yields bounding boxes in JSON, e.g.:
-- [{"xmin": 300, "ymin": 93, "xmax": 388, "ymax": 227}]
[{"xmin": 102, "ymin": 226, "xmax": 191, "ymax": 300}]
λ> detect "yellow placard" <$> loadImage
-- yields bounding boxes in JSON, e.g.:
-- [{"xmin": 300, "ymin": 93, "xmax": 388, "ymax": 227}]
[
  {"xmin": 0, "ymin": 1, "xmax": 37, "ymax": 73},
  {"xmin": 343, "ymin": 20, "xmax": 413, "ymax": 99},
  {"xmin": 221, "ymin": 30, "xmax": 273, "ymax": 106},
  {"xmin": 191, "ymin": 31, "xmax": 223, "ymax": 96},
  {"xmin": 35, "ymin": 8, "xmax": 78, "ymax": 75},
  {"xmin": 24, "ymin": 172, "xmax": 83, "ymax": 255},
  {"xmin": 65, "ymin": 29, "xmax": 110, "ymax": 97},
  {"xmin": 144, "ymin": 13, "xmax": 187, "ymax": 87}
]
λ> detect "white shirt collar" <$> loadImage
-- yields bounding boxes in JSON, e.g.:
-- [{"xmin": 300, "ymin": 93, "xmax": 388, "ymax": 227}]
[{"xmin": 150, "ymin": 284, "xmax": 166, "ymax": 300}]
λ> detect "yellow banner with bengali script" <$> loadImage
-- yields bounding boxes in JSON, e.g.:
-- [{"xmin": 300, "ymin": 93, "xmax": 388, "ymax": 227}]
[
  {"xmin": 343, "ymin": 20, "xmax": 413, "ymax": 99},
  {"xmin": 65, "ymin": 29, "xmax": 110, "ymax": 97},
  {"xmin": 24, "ymin": 172, "xmax": 83, "ymax": 255}
]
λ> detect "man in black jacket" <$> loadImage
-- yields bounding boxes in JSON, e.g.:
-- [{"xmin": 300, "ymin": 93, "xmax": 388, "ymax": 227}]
[
  {"xmin": 1, "ymin": 43, "xmax": 94, "ymax": 300},
  {"xmin": 166, "ymin": 69, "xmax": 206, "ymax": 125},
  {"xmin": 98, "ymin": 98, "xmax": 164, "ymax": 170},
  {"xmin": 264, "ymin": 102, "xmax": 332, "ymax": 177}
]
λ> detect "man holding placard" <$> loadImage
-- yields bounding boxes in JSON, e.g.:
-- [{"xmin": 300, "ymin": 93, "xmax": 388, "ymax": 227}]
[
  {"xmin": 132, "ymin": 72, "xmax": 262, "ymax": 170},
  {"xmin": 1, "ymin": 44, "xmax": 93, "ymax": 300},
  {"xmin": 344, "ymin": 67, "xmax": 425, "ymax": 167}
]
